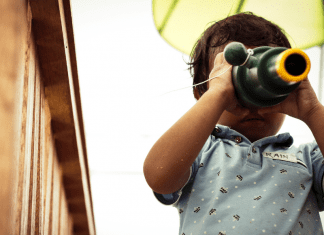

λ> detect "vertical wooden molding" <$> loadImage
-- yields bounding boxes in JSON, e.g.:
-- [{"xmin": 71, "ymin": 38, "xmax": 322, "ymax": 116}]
[
  {"xmin": 21, "ymin": 34, "xmax": 36, "ymax": 235},
  {"xmin": 39, "ymin": 84, "xmax": 45, "ymax": 234},
  {"xmin": 12, "ymin": 1, "xmax": 30, "ymax": 234},
  {"xmin": 0, "ymin": 0, "xmax": 27, "ymax": 230},
  {"xmin": 57, "ymin": 166, "xmax": 63, "ymax": 233},
  {"xmin": 58, "ymin": 1, "xmax": 96, "ymax": 233},
  {"xmin": 18, "ymin": 0, "xmax": 96, "ymax": 233},
  {"xmin": 27, "ymin": 39, "xmax": 36, "ymax": 235},
  {"xmin": 59, "ymin": 183, "xmax": 69, "ymax": 234},
  {"xmin": 69, "ymin": 215, "xmax": 74, "ymax": 234},
  {"xmin": 0, "ymin": 0, "xmax": 94, "ymax": 233},
  {"xmin": 30, "ymin": 56, "xmax": 41, "ymax": 234},
  {"xmin": 44, "ymin": 132, "xmax": 54, "ymax": 235},
  {"xmin": 52, "ymin": 153, "xmax": 61, "ymax": 233},
  {"xmin": 13, "ymin": 37, "xmax": 27, "ymax": 235}
]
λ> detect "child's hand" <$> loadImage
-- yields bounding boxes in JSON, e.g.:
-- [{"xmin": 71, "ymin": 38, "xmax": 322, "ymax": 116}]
[
  {"xmin": 259, "ymin": 77, "xmax": 321, "ymax": 123},
  {"xmin": 208, "ymin": 52, "xmax": 249, "ymax": 116}
]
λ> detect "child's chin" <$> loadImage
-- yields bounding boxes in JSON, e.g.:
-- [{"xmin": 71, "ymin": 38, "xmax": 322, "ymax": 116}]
[
  {"xmin": 240, "ymin": 120, "xmax": 266, "ymax": 127},
  {"xmin": 237, "ymin": 123, "xmax": 270, "ymax": 141}
]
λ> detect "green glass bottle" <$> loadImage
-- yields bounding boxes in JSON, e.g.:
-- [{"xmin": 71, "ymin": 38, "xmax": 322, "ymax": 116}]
[{"xmin": 224, "ymin": 42, "xmax": 311, "ymax": 108}]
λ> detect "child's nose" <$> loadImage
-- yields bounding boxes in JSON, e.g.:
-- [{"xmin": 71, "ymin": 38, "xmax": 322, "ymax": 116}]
[{"xmin": 248, "ymin": 108, "xmax": 261, "ymax": 113}]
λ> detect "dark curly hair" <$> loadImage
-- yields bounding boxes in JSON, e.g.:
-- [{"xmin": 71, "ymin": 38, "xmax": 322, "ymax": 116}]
[{"xmin": 187, "ymin": 12, "xmax": 292, "ymax": 100}]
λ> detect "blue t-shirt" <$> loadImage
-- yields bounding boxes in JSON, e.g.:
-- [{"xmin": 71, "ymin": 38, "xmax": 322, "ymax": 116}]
[{"xmin": 153, "ymin": 125, "xmax": 324, "ymax": 235}]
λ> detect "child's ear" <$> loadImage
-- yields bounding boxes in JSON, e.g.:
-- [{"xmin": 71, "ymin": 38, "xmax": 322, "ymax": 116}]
[{"xmin": 194, "ymin": 88, "xmax": 201, "ymax": 100}]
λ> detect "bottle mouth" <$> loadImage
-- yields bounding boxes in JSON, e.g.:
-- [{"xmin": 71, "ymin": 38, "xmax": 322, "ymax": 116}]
[
  {"xmin": 276, "ymin": 48, "xmax": 311, "ymax": 83},
  {"xmin": 285, "ymin": 54, "xmax": 307, "ymax": 76}
]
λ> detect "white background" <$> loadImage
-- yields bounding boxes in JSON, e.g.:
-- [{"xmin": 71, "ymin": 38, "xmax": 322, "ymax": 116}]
[{"xmin": 69, "ymin": 0, "xmax": 323, "ymax": 234}]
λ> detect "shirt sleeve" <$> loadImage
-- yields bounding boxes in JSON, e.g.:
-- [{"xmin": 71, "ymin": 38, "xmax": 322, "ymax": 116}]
[
  {"xmin": 153, "ymin": 136, "xmax": 211, "ymax": 207},
  {"xmin": 308, "ymin": 140, "xmax": 324, "ymax": 211},
  {"xmin": 153, "ymin": 165, "xmax": 193, "ymax": 206}
]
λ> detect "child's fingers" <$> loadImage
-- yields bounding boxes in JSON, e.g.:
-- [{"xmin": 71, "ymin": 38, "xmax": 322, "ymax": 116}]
[
  {"xmin": 210, "ymin": 53, "xmax": 227, "ymax": 75},
  {"xmin": 209, "ymin": 53, "xmax": 232, "ymax": 82},
  {"xmin": 214, "ymin": 52, "xmax": 225, "ymax": 66}
]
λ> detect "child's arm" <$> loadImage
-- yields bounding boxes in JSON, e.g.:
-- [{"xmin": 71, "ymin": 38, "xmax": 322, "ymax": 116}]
[
  {"xmin": 143, "ymin": 89, "xmax": 227, "ymax": 195},
  {"xmin": 259, "ymin": 77, "xmax": 324, "ymax": 155},
  {"xmin": 143, "ymin": 53, "xmax": 248, "ymax": 195},
  {"xmin": 304, "ymin": 104, "xmax": 324, "ymax": 155}
]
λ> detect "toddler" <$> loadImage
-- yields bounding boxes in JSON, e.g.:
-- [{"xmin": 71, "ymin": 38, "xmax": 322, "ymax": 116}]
[{"xmin": 143, "ymin": 12, "xmax": 324, "ymax": 235}]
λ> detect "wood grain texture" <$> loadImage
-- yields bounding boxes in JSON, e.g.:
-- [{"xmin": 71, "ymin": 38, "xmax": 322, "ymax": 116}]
[
  {"xmin": 29, "ymin": 0, "xmax": 96, "ymax": 233},
  {"xmin": 39, "ymin": 86, "xmax": 46, "ymax": 235},
  {"xmin": 6, "ymin": 0, "xmax": 95, "ymax": 234},
  {"xmin": 0, "ymin": 0, "xmax": 26, "ymax": 233},
  {"xmin": 57, "ymin": 0, "xmax": 96, "ymax": 233},
  {"xmin": 30, "ymin": 49, "xmax": 41, "ymax": 234},
  {"xmin": 43, "ymin": 129, "xmax": 54, "ymax": 235},
  {"xmin": 20, "ymin": 31, "xmax": 36, "ymax": 235},
  {"xmin": 12, "ymin": 2, "xmax": 31, "ymax": 234}
]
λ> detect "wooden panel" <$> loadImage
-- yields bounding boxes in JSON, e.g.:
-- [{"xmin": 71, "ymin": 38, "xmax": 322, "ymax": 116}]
[
  {"xmin": 29, "ymin": 0, "xmax": 96, "ymax": 233},
  {"xmin": 12, "ymin": 3, "xmax": 31, "ymax": 234},
  {"xmin": 60, "ymin": 179, "xmax": 73, "ymax": 235},
  {"xmin": 0, "ymin": 0, "xmax": 26, "ymax": 233},
  {"xmin": 60, "ymin": 184, "xmax": 66, "ymax": 234},
  {"xmin": 43, "ymin": 129, "xmax": 54, "ymax": 235},
  {"xmin": 30, "ymin": 47, "xmax": 41, "ymax": 234},
  {"xmin": 14, "ymin": 32, "xmax": 76, "ymax": 234},
  {"xmin": 52, "ymin": 153, "xmax": 61, "ymax": 233},
  {"xmin": 39, "ymin": 85, "xmax": 46, "ymax": 234},
  {"xmin": 57, "ymin": 1, "xmax": 95, "ymax": 233},
  {"xmin": 20, "ymin": 31, "xmax": 36, "ymax": 235},
  {"xmin": 0, "ymin": 0, "xmax": 95, "ymax": 234}
]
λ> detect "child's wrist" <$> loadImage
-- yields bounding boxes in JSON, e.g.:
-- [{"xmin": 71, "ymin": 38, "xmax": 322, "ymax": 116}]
[
  {"xmin": 303, "ymin": 103, "xmax": 324, "ymax": 126},
  {"xmin": 204, "ymin": 88, "xmax": 229, "ymax": 109}
]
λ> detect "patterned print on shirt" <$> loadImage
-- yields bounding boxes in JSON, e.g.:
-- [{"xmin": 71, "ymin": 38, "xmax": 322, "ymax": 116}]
[
  {"xmin": 254, "ymin": 196, "xmax": 262, "ymax": 201},
  {"xmin": 280, "ymin": 208, "xmax": 287, "ymax": 213},
  {"xmin": 280, "ymin": 169, "xmax": 287, "ymax": 174},
  {"xmin": 236, "ymin": 175, "xmax": 243, "ymax": 181},
  {"xmin": 194, "ymin": 207, "xmax": 200, "ymax": 213},
  {"xmin": 299, "ymin": 221, "xmax": 303, "ymax": 228},
  {"xmin": 300, "ymin": 184, "xmax": 306, "ymax": 190},
  {"xmin": 209, "ymin": 208, "xmax": 216, "ymax": 215},
  {"xmin": 233, "ymin": 214, "xmax": 240, "ymax": 221},
  {"xmin": 220, "ymin": 187, "xmax": 228, "ymax": 193}
]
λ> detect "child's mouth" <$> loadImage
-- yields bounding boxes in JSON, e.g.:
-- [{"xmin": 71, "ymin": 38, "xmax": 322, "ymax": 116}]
[
  {"xmin": 241, "ymin": 116, "xmax": 265, "ymax": 122},
  {"xmin": 240, "ymin": 118, "xmax": 266, "ymax": 127}
]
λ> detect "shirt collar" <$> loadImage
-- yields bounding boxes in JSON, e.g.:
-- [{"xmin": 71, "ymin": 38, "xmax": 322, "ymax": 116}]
[{"xmin": 212, "ymin": 124, "xmax": 294, "ymax": 148}]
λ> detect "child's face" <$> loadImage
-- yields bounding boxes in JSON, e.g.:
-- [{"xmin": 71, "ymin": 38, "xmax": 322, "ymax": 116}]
[
  {"xmin": 218, "ymin": 108, "xmax": 286, "ymax": 143},
  {"xmin": 212, "ymin": 44, "xmax": 286, "ymax": 142}
]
